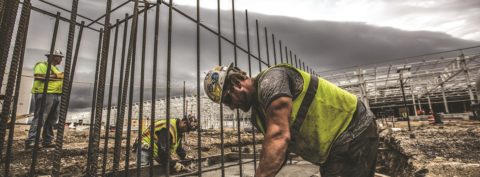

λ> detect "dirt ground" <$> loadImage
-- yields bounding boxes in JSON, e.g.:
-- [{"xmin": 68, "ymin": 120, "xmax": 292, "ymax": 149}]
[
  {"xmin": 0, "ymin": 124, "xmax": 262, "ymax": 177},
  {"xmin": 2, "ymin": 119, "xmax": 479, "ymax": 177},
  {"xmin": 377, "ymin": 119, "xmax": 480, "ymax": 177}
]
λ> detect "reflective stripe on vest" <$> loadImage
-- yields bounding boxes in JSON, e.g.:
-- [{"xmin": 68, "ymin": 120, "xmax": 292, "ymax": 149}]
[
  {"xmin": 141, "ymin": 119, "xmax": 180, "ymax": 159},
  {"xmin": 252, "ymin": 64, "xmax": 357, "ymax": 164}
]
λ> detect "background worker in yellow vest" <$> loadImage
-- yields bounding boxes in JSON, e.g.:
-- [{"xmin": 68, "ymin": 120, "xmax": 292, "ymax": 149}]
[
  {"xmin": 204, "ymin": 63, "xmax": 379, "ymax": 177},
  {"xmin": 135, "ymin": 115, "xmax": 198, "ymax": 172},
  {"xmin": 25, "ymin": 49, "xmax": 65, "ymax": 149}
]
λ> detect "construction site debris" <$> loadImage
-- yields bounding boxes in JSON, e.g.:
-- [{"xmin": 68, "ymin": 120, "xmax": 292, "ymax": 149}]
[{"xmin": 378, "ymin": 121, "xmax": 480, "ymax": 177}]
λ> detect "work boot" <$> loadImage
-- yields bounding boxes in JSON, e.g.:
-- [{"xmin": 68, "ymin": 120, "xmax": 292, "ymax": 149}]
[
  {"xmin": 42, "ymin": 142, "xmax": 55, "ymax": 148},
  {"xmin": 25, "ymin": 142, "xmax": 35, "ymax": 150}
]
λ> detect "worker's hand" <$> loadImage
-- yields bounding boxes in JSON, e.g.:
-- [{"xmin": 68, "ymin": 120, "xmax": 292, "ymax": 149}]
[
  {"xmin": 55, "ymin": 72, "xmax": 64, "ymax": 79},
  {"xmin": 170, "ymin": 155, "xmax": 180, "ymax": 161}
]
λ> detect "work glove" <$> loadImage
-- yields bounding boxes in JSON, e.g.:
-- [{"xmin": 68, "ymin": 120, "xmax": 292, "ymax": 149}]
[
  {"xmin": 172, "ymin": 162, "xmax": 190, "ymax": 172},
  {"xmin": 55, "ymin": 72, "xmax": 64, "ymax": 79}
]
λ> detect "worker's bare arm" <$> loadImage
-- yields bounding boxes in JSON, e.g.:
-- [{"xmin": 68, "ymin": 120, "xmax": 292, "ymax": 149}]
[{"xmin": 255, "ymin": 96, "xmax": 292, "ymax": 177}]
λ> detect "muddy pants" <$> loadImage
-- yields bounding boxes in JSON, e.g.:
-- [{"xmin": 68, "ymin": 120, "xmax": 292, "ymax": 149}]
[
  {"xmin": 26, "ymin": 94, "xmax": 60, "ymax": 144},
  {"xmin": 320, "ymin": 121, "xmax": 379, "ymax": 177}
]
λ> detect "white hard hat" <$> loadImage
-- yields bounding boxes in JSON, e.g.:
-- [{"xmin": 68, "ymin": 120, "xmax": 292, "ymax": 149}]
[
  {"xmin": 45, "ymin": 49, "xmax": 64, "ymax": 57},
  {"xmin": 204, "ymin": 63, "xmax": 234, "ymax": 103}
]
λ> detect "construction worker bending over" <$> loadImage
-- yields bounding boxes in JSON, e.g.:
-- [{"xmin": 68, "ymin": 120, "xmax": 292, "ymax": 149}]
[
  {"xmin": 25, "ymin": 49, "xmax": 65, "ymax": 149},
  {"xmin": 204, "ymin": 64, "xmax": 378, "ymax": 177},
  {"xmin": 135, "ymin": 116, "xmax": 198, "ymax": 172}
]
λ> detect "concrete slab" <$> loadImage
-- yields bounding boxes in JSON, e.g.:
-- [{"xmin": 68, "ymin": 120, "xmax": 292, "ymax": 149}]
[{"xmin": 190, "ymin": 160, "xmax": 320, "ymax": 177}]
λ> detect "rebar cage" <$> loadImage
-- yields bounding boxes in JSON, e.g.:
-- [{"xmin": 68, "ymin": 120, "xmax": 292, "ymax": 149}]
[{"xmin": 1, "ymin": 0, "xmax": 480, "ymax": 176}]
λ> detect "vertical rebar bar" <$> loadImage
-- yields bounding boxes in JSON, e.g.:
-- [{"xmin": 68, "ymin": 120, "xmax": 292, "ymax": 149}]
[
  {"xmin": 231, "ymin": 0, "xmax": 243, "ymax": 175},
  {"xmin": 285, "ymin": 46, "xmax": 288, "ymax": 64},
  {"xmin": 166, "ymin": 0, "xmax": 174, "ymax": 175},
  {"xmin": 302, "ymin": 61, "xmax": 305, "ymax": 71},
  {"xmin": 289, "ymin": 50, "xmax": 293, "ymax": 66},
  {"xmin": 196, "ymin": 0, "xmax": 202, "ymax": 175},
  {"xmin": 87, "ymin": 0, "xmax": 112, "ymax": 174},
  {"xmin": 183, "ymin": 81, "xmax": 186, "ymax": 115},
  {"xmin": 29, "ymin": 12, "xmax": 61, "ymax": 177},
  {"xmin": 217, "ymin": 0, "xmax": 222, "ymax": 66},
  {"xmin": 0, "ymin": 0, "xmax": 19, "ymax": 100},
  {"xmin": 87, "ymin": 28, "xmax": 103, "ymax": 176},
  {"xmin": 244, "ymin": 9, "xmax": 256, "ymax": 171},
  {"xmin": 183, "ymin": 93, "xmax": 187, "ymax": 145},
  {"xmin": 279, "ymin": 40, "xmax": 283, "ymax": 64},
  {"xmin": 101, "ymin": 18, "xmax": 119, "ymax": 177},
  {"xmin": 255, "ymin": 20, "xmax": 262, "ymax": 71},
  {"xmin": 245, "ymin": 10, "xmax": 252, "ymax": 77},
  {"xmin": 272, "ymin": 34, "xmax": 277, "ymax": 65},
  {"xmin": 112, "ymin": 13, "xmax": 130, "ymax": 176},
  {"xmin": 294, "ymin": 54, "xmax": 297, "ymax": 68},
  {"xmin": 57, "ymin": 21, "xmax": 84, "ymax": 175},
  {"xmin": 151, "ymin": 1, "xmax": 161, "ymax": 176},
  {"xmin": 125, "ymin": 1, "xmax": 139, "ymax": 175},
  {"xmin": 231, "ymin": 1, "xmax": 237, "ymax": 65},
  {"xmin": 52, "ymin": 0, "xmax": 79, "ymax": 176},
  {"xmin": 217, "ymin": 0, "xmax": 225, "ymax": 176},
  {"xmin": 264, "ymin": 27, "xmax": 270, "ymax": 67},
  {"xmin": 136, "ymin": 3, "xmax": 148, "ymax": 177},
  {"xmin": 0, "ymin": 0, "xmax": 19, "ymax": 160},
  {"xmin": 3, "ymin": 1, "xmax": 31, "ymax": 176}
]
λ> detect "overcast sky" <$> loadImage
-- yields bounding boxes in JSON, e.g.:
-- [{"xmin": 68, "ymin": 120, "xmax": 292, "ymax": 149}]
[
  {"xmin": 171, "ymin": 0, "xmax": 480, "ymax": 41},
  {"xmin": 19, "ymin": 0, "xmax": 480, "ymax": 110}
]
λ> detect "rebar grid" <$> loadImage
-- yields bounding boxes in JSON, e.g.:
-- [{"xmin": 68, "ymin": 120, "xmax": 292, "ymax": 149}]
[{"xmin": 1, "ymin": 0, "xmax": 479, "ymax": 177}]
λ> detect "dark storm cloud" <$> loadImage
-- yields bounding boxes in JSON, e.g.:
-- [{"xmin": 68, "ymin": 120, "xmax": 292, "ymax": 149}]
[
  {"xmin": 22, "ymin": 2, "xmax": 480, "ymax": 110},
  {"xmin": 176, "ymin": 5, "xmax": 480, "ymax": 71}
]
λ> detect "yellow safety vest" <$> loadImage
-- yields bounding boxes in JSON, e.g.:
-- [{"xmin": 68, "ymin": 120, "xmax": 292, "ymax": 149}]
[
  {"xmin": 141, "ymin": 119, "xmax": 180, "ymax": 159},
  {"xmin": 31, "ymin": 61, "xmax": 63, "ymax": 94},
  {"xmin": 251, "ymin": 64, "xmax": 358, "ymax": 164}
]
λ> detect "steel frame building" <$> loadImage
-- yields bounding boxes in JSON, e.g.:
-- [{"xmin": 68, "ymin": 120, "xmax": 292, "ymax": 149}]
[{"xmin": 321, "ymin": 48, "xmax": 480, "ymax": 116}]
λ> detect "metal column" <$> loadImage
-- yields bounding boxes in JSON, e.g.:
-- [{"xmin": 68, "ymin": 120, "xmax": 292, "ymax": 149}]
[
  {"xmin": 357, "ymin": 69, "xmax": 370, "ymax": 109},
  {"xmin": 411, "ymin": 84, "xmax": 417, "ymax": 116},
  {"xmin": 460, "ymin": 54, "xmax": 475, "ymax": 104},
  {"xmin": 417, "ymin": 95, "xmax": 422, "ymax": 114},
  {"xmin": 427, "ymin": 94, "xmax": 433, "ymax": 114},
  {"xmin": 441, "ymin": 84, "xmax": 449, "ymax": 113},
  {"xmin": 399, "ymin": 71, "xmax": 412, "ymax": 131}
]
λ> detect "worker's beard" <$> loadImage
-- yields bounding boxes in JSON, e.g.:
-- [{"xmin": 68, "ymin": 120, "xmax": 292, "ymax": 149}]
[{"xmin": 237, "ymin": 91, "xmax": 252, "ymax": 112}]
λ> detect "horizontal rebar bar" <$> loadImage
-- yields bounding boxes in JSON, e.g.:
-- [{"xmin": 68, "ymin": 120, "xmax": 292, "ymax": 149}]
[
  {"xmin": 38, "ymin": 0, "xmax": 102, "ymax": 27},
  {"xmin": 25, "ymin": 3, "xmax": 100, "ymax": 32}
]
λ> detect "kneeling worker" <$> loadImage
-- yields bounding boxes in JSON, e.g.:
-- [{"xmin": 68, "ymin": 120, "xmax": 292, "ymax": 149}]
[
  {"xmin": 136, "ymin": 115, "xmax": 198, "ymax": 172},
  {"xmin": 204, "ymin": 63, "xmax": 378, "ymax": 177}
]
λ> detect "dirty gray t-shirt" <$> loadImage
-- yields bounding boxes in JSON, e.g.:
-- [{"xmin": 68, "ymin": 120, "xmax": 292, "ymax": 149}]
[{"xmin": 254, "ymin": 67, "xmax": 374, "ymax": 144}]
